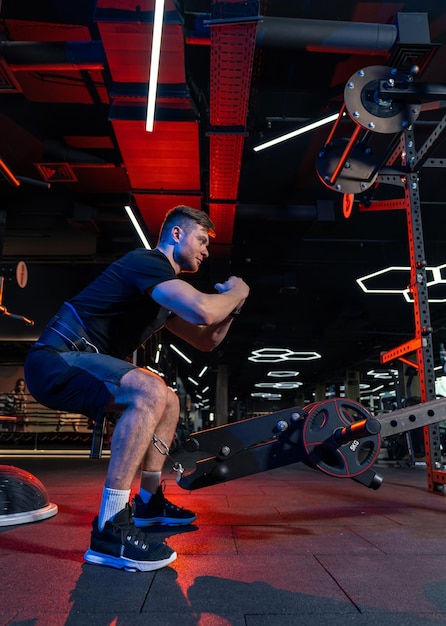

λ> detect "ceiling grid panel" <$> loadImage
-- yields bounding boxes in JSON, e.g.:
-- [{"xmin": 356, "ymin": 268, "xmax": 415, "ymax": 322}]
[{"xmin": 208, "ymin": 0, "xmax": 259, "ymax": 244}]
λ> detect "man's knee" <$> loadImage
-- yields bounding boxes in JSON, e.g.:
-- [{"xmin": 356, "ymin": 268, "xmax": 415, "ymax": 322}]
[
  {"xmin": 110, "ymin": 368, "xmax": 169, "ymax": 409},
  {"xmin": 166, "ymin": 387, "xmax": 180, "ymax": 414}
]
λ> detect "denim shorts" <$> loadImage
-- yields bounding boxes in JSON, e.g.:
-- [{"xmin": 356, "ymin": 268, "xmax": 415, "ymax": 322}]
[{"xmin": 24, "ymin": 346, "xmax": 137, "ymax": 422}]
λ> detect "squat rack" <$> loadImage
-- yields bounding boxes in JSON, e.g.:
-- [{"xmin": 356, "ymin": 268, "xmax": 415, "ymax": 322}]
[{"xmin": 317, "ymin": 66, "xmax": 446, "ymax": 492}]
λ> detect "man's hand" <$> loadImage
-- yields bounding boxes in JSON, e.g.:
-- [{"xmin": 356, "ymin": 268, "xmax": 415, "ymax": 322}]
[
  {"xmin": 214, "ymin": 276, "xmax": 249, "ymax": 298},
  {"xmin": 164, "ymin": 276, "xmax": 250, "ymax": 351},
  {"xmin": 155, "ymin": 275, "xmax": 249, "ymax": 329}
]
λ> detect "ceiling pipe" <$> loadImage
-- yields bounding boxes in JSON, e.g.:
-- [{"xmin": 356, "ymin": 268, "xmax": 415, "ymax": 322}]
[
  {"xmin": 43, "ymin": 140, "xmax": 109, "ymax": 165},
  {"xmin": 255, "ymin": 17, "xmax": 397, "ymax": 54},
  {"xmin": 236, "ymin": 202, "xmax": 334, "ymax": 221},
  {"xmin": 0, "ymin": 41, "xmax": 106, "ymax": 71},
  {"xmin": 187, "ymin": 15, "xmax": 405, "ymax": 55}
]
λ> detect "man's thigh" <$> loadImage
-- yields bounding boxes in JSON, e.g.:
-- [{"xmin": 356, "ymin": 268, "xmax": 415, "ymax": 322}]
[{"xmin": 25, "ymin": 347, "xmax": 137, "ymax": 421}]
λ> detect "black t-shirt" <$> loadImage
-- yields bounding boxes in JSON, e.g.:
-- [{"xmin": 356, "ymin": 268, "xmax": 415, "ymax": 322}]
[{"xmin": 69, "ymin": 248, "xmax": 177, "ymax": 358}]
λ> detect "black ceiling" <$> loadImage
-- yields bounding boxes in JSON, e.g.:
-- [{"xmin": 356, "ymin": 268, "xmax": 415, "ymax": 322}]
[{"xmin": 1, "ymin": 0, "xmax": 446, "ymax": 414}]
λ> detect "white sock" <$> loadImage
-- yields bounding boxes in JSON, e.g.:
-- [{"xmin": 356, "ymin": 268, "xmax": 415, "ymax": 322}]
[
  {"xmin": 139, "ymin": 471, "xmax": 161, "ymax": 503},
  {"xmin": 98, "ymin": 487, "xmax": 131, "ymax": 531}
]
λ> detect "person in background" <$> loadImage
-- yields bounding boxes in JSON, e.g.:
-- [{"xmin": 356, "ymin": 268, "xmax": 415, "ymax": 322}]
[
  {"xmin": 7, "ymin": 377, "xmax": 27, "ymax": 432},
  {"xmin": 24, "ymin": 205, "xmax": 249, "ymax": 573}
]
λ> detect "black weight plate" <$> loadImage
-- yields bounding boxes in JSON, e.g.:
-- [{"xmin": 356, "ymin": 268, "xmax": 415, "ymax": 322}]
[{"xmin": 302, "ymin": 399, "xmax": 381, "ymax": 478}]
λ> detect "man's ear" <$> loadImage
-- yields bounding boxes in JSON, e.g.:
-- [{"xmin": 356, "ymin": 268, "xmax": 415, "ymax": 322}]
[{"xmin": 172, "ymin": 225, "xmax": 182, "ymax": 242}]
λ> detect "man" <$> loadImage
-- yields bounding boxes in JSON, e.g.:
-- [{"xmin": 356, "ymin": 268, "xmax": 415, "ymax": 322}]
[{"xmin": 24, "ymin": 206, "xmax": 249, "ymax": 572}]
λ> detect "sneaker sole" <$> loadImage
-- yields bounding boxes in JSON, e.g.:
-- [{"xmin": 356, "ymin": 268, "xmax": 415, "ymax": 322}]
[
  {"xmin": 83, "ymin": 548, "xmax": 177, "ymax": 572},
  {"xmin": 133, "ymin": 515, "xmax": 196, "ymax": 527}
]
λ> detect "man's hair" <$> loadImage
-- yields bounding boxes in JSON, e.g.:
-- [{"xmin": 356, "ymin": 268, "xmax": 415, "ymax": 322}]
[{"xmin": 159, "ymin": 205, "xmax": 216, "ymax": 242}]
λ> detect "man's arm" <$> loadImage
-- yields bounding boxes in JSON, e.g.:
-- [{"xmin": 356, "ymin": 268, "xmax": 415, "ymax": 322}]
[
  {"xmin": 151, "ymin": 275, "xmax": 248, "ymax": 351},
  {"xmin": 164, "ymin": 314, "xmax": 238, "ymax": 352},
  {"xmin": 151, "ymin": 276, "xmax": 249, "ymax": 326}
]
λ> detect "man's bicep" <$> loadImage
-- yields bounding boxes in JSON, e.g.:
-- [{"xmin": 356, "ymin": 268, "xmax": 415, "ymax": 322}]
[{"xmin": 151, "ymin": 279, "xmax": 205, "ymax": 323}]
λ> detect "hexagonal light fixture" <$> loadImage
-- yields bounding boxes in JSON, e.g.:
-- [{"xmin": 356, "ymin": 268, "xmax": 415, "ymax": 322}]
[
  {"xmin": 367, "ymin": 368, "xmax": 398, "ymax": 379},
  {"xmin": 255, "ymin": 381, "xmax": 303, "ymax": 389},
  {"xmin": 267, "ymin": 370, "xmax": 300, "ymax": 378},
  {"xmin": 250, "ymin": 392, "xmax": 282, "ymax": 399},
  {"xmin": 404, "ymin": 263, "xmax": 446, "ymax": 303},
  {"xmin": 248, "ymin": 348, "xmax": 322, "ymax": 363},
  {"xmin": 357, "ymin": 264, "xmax": 446, "ymax": 302}
]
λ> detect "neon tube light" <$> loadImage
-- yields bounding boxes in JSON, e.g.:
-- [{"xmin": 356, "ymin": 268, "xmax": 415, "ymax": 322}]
[
  {"xmin": 169, "ymin": 343, "xmax": 192, "ymax": 364},
  {"xmin": 124, "ymin": 205, "xmax": 152, "ymax": 249},
  {"xmin": 253, "ymin": 113, "xmax": 340, "ymax": 152},
  {"xmin": 146, "ymin": 0, "xmax": 165, "ymax": 132}
]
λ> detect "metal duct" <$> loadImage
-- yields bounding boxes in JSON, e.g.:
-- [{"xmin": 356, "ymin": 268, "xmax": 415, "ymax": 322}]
[
  {"xmin": 255, "ymin": 17, "xmax": 397, "ymax": 54},
  {"xmin": 43, "ymin": 140, "xmax": 109, "ymax": 165},
  {"xmin": 236, "ymin": 202, "xmax": 335, "ymax": 221},
  {"xmin": 188, "ymin": 16, "xmax": 398, "ymax": 55},
  {"xmin": 0, "ymin": 41, "xmax": 106, "ymax": 71}
]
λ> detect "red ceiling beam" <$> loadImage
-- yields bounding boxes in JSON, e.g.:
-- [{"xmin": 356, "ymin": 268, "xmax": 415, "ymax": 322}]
[{"xmin": 97, "ymin": 0, "xmax": 201, "ymax": 237}]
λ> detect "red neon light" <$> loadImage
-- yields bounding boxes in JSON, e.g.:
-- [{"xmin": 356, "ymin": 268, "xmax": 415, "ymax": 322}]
[{"xmin": 0, "ymin": 159, "xmax": 20, "ymax": 186}]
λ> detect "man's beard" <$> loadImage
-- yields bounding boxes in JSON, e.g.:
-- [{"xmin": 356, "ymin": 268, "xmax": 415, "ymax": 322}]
[{"xmin": 175, "ymin": 249, "xmax": 198, "ymax": 273}]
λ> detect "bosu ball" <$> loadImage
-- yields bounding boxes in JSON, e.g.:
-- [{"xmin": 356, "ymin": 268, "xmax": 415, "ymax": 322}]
[{"xmin": 0, "ymin": 465, "xmax": 58, "ymax": 527}]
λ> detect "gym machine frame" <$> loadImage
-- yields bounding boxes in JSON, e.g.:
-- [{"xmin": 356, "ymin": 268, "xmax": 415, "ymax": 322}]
[
  {"xmin": 177, "ymin": 396, "xmax": 446, "ymax": 492},
  {"xmin": 176, "ymin": 65, "xmax": 446, "ymax": 494},
  {"xmin": 321, "ymin": 65, "xmax": 446, "ymax": 492}
]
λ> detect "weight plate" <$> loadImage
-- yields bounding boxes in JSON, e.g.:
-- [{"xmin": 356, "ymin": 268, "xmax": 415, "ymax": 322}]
[
  {"xmin": 344, "ymin": 66, "xmax": 420, "ymax": 134},
  {"xmin": 302, "ymin": 399, "xmax": 381, "ymax": 478}
]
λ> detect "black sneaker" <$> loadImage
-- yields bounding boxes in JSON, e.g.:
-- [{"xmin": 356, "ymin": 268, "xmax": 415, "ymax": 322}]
[
  {"xmin": 84, "ymin": 503, "xmax": 177, "ymax": 572},
  {"xmin": 133, "ymin": 485, "xmax": 196, "ymax": 527}
]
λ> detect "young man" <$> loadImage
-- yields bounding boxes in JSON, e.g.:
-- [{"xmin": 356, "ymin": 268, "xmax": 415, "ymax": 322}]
[{"xmin": 24, "ymin": 206, "xmax": 249, "ymax": 572}]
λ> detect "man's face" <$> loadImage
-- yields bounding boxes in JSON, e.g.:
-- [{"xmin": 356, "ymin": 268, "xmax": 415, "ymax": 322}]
[{"xmin": 174, "ymin": 223, "xmax": 210, "ymax": 273}]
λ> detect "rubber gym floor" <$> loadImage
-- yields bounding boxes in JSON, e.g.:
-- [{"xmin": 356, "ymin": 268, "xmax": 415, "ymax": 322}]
[{"xmin": 1, "ymin": 447, "xmax": 446, "ymax": 626}]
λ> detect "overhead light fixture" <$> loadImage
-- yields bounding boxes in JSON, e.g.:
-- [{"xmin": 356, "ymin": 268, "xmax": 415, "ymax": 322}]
[
  {"xmin": 146, "ymin": 365, "xmax": 165, "ymax": 377},
  {"xmin": 253, "ymin": 112, "xmax": 340, "ymax": 152},
  {"xmin": 267, "ymin": 370, "xmax": 299, "ymax": 378},
  {"xmin": 255, "ymin": 381, "xmax": 302, "ymax": 389},
  {"xmin": 187, "ymin": 376, "xmax": 199, "ymax": 386},
  {"xmin": 251, "ymin": 392, "xmax": 282, "ymax": 399},
  {"xmin": 248, "ymin": 348, "xmax": 321, "ymax": 363},
  {"xmin": 169, "ymin": 343, "xmax": 192, "ymax": 364},
  {"xmin": 339, "ymin": 383, "xmax": 370, "ymax": 390},
  {"xmin": 369, "ymin": 385, "xmax": 385, "ymax": 393},
  {"xmin": 124, "ymin": 205, "xmax": 152, "ymax": 249},
  {"xmin": 198, "ymin": 366, "xmax": 209, "ymax": 378},
  {"xmin": 154, "ymin": 343, "xmax": 162, "ymax": 364},
  {"xmin": 146, "ymin": 0, "xmax": 165, "ymax": 132},
  {"xmin": 357, "ymin": 263, "xmax": 446, "ymax": 302},
  {"xmin": 366, "ymin": 369, "xmax": 398, "ymax": 380}
]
